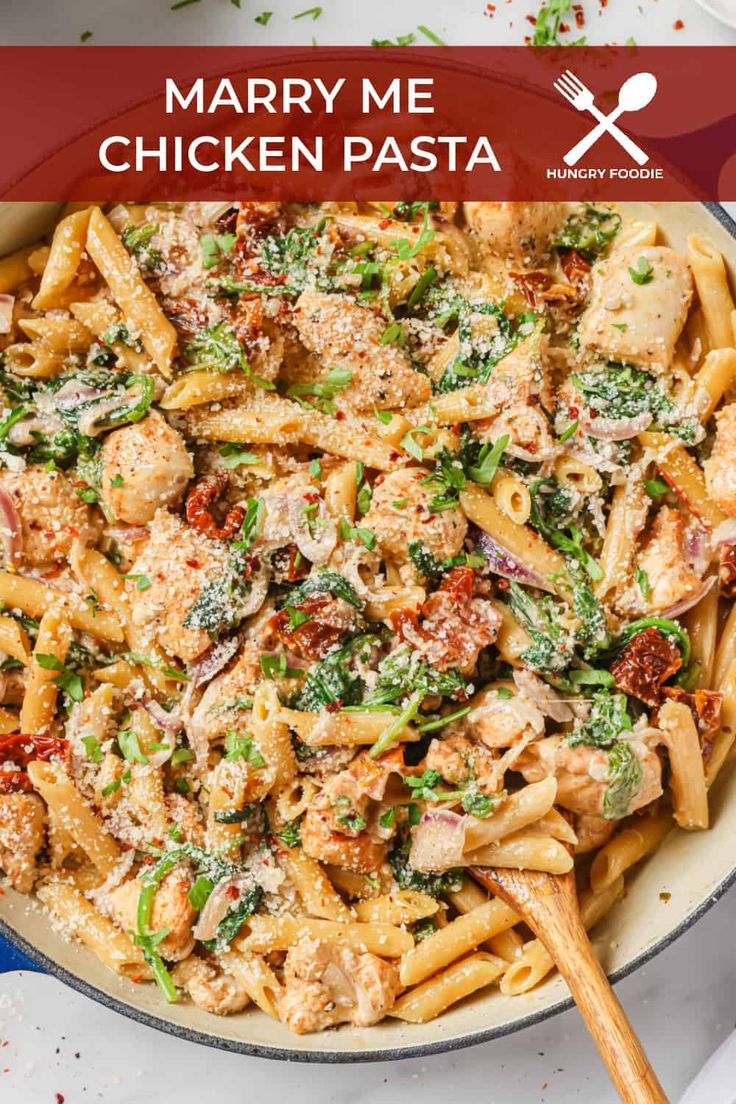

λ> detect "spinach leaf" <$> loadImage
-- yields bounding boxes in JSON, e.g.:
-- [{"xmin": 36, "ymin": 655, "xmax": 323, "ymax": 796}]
[
  {"xmin": 552, "ymin": 204, "xmax": 620, "ymax": 260},
  {"xmin": 568, "ymin": 690, "xmax": 632, "ymax": 748},
  {"xmin": 602, "ymin": 742, "xmax": 643, "ymax": 820},
  {"xmin": 389, "ymin": 838, "xmax": 463, "ymax": 898}
]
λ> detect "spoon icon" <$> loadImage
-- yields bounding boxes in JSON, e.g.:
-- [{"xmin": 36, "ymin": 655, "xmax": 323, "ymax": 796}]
[{"xmin": 557, "ymin": 71, "xmax": 657, "ymax": 167}]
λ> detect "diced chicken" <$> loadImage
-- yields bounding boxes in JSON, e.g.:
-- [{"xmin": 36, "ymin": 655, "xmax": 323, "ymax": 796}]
[
  {"xmin": 126, "ymin": 508, "xmax": 231, "ymax": 663},
  {"xmin": 463, "ymin": 203, "xmax": 569, "ymax": 266},
  {"xmin": 171, "ymin": 955, "xmax": 250, "ymax": 1015},
  {"xmin": 279, "ymin": 935, "xmax": 399, "ymax": 1034},
  {"xmin": 466, "ymin": 687, "xmax": 546, "ymax": 748},
  {"xmin": 0, "ymin": 466, "xmax": 102, "ymax": 566},
  {"xmin": 425, "ymin": 733, "xmax": 500, "ymax": 795},
  {"xmin": 637, "ymin": 506, "xmax": 702, "ymax": 612},
  {"xmin": 517, "ymin": 735, "xmax": 662, "ymax": 818},
  {"xmin": 108, "ymin": 866, "xmax": 196, "ymax": 962},
  {"xmin": 399, "ymin": 567, "xmax": 501, "ymax": 674},
  {"xmin": 100, "ymin": 411, "xmax": 194, "ymax": 525},
  {"xmin": 704, "ymin": 402, "xmax": 736, "ymax": 516},
  {"xmin": 473, "ymin": 333, "xmax": 556, "ymax": 458},
  {"xmin": 165, "ymin": 792, "xmax": 205, "ymax": 847},
  {"xmin": 362, "ymin": 467, "xmax": 467, "ymax": 565},
  {"xmin": 579, "ymin": 245, "xmax": 693, "ymax": 371},
  {"xmin": 0, "ymin": 793, "xmax": 45, "ymax": 893},
  {"xmin": 291, "ymin": 290, "xmax": 431, "ymax": 412},
  {"xmin": 301, "ymin": 801, "xmax": 385, "ymax": 874},
  {"xmin": 574, "ymin": 813, "xmax": 615, "ymax": 854},
  {"xmin": 188, "ymin": 643, "xmax": 264, "ymax": 747}
]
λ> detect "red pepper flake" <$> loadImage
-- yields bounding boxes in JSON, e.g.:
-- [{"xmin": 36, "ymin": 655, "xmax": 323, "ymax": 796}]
[
  {"xmin": 526, "ymin": 13, "xmax": 537, "ymax": 25},
  {"xmin": 325, "ymin": 699, "xmax": 343, "ymax": 713},
  {"xmin": 335, "ymin": 410, "xmax": 346, "ymax": 421},
  {"xmin": 389, "ymin": 450, "xmax": 401, "ymax": 462},
  {"xmin": 378, "ymin": 218, "xmax": 393, "ymax": 230},
  {"xmin": 673, "ymin": 19, "xmax": 684, "ymax": 29},
  {"xmin": 227, "ymin": 884, "xmax": 240, "ymax": 900},
  {"xmin": 186, "ymin": 558, "xmax": 200, "ymax": 569}
]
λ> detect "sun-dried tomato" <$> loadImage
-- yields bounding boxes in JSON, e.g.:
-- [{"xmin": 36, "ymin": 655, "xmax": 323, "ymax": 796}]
[
  {"xmin": 720, "ymin": 543, "xmax": 736, "ymax": 598},
  {"xmin": 560, "ymin": 249, "xmax": 591, "ymax": 285},
  {"xmin": 235, "ymin": 202, "xmax": 287, "ymax": 278},
  {"xmin": 186, "ymin": 474, "xmax": 245, "ymax": 541},
  {"xmin": 270, "ymin": 544, "xmax": 310, "ymax": 584},
  {"xmin": 510, "ymin": 270, "xmax": 577, "ymax": 310},
  {"xmin": 660, "ymin": 685, "xmax": 723, "ymax": 751},
  {"xmin": 165, "ymin": 296, "xmax": 207, "ymax": 340},
  {"xmin": 610, "ymin": 627, "xmax": 682, "ymax": 707},
  {"xmin": 0, "ymin": 733, "xmax": 68, "ymax": 793},
  {"xmin": 0, "ymin": 733, "xmax": 68, "ymax": 768},
  {"xmin": 269, "ymin": 594, "xmax": 355, "ymax": 660},
  {"xmin": 437, "ymin": 565, "xmax": 475, "ymax": 602},
  {"xmin": 0, "ymin": 770, "xmax": 32, "ymax": 793}
]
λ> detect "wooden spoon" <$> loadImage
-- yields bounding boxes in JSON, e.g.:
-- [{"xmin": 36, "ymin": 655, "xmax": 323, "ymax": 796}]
[{"xmin": 470, "ymin": 865, "xmax": 669, "ymax": 1104}]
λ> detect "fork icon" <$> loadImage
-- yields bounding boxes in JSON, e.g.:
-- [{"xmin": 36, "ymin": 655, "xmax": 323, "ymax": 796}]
[{"xmin": 555, "ymin": 70, "xmax": 653, "ymax": 167}]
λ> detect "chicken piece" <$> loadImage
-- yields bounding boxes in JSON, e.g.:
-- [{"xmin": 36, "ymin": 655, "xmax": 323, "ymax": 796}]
[
  {"xmin": 171, "ymin": 955, "xmax": 250, "ymax": 1015},
  {"xmin": 108, "ymin": 867, "xmax": 196, "ymax": 962},
  {"xmin": 362, "ymin": 467, "xmax": 466, "ymax": 566},
  {"xmin": 0, "ymin": 793, "xmax": 45, "ymax": 893},
  {"xmin": 188, "ymin": 643, "xmax": 264, "ymax": 748},
  {"xmin": 473, "ymin": 333, "xmax": 556, "ymax": 458},
  {"xmin": 463, "ymin": 202, "xmax": 569, "ymax": 266},
  {"xmin": 705, "ymin": 402, "xmax": 736, "ymax": 516},
  {"xmin": 425, "ymin": 733, "xmax": 500, "ymax": 795},
  {"xmin": 636, "ymin": 507, "xmax": 702, "ymax": 613},
  {"xmin": 0, "ymin": 465, "xmax": 102, "ymax": 566},
  {"xmin": 579, "ymin": 245, "xmax": 693, "ymax": 372},
  {"xmin": 301, "ymin": 801, "xmax": 385, "ymax": 874},
  {"xmin": 279, "ymin": 935, "xmax": 398, "ymax": 1034},
  {"xmin": 398, "ymin": 566, "xmax": 501, "ymax": 674},
  {"xmin": 291, "ymin": 290, "xmax": 431, "ymax": 413},
  {"xmin": 574, "ymin": 814, "xmax": 615, "ymax": 854},
  {"xmin": 165, "ymin": 793, "xmax": 205, "ymax": 847},
  {"xmin": 517, "ymin": 735, "xmax": 663, "ymax": 819},
  {"xmin": 100, "ymin": 411, "xmax": 194, "ymax": 525},
  {"xmin": 126, "ymin": 509, "xmax": 232, "ymax": 663},
  {"xmin": 465, "ymin": 686, "xmax": 545, "ymax": 748}
]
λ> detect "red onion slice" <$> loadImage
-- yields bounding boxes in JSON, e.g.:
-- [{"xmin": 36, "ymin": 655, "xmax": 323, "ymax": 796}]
[
  {"xmin": 513, "ymin": 668, "xmax": 574, "ymax": 722},
  {"xmin": 660, "ymin": 574, "xmax": 717, "ymax": 619},
  {"xmin": 188, "ymin": 634, "xmax": 242, "ymax": 689},
  {"xmin": 106, "ymin": 525, "xmax": 150, "ymax": 544},
  {"xmin": 0, "ymin": 295, "xmax": 14, "ymax": 335},
  {"xmin": 409, "ymin": 809, "xmax": 467, "ymax": 872},
  {"xmin": 192, "ymin": 876, "xmax": 253, "ymax": 941},
  {"xmin": 0, "ymin": 487, "xmax": 23, "ymax": 566},
  {"xmin": 289, "ymin": 497, "xmax": 336, "ymax": 566},
  {"xmin": 583, "ymin": 412, "xmax": 652, "ymax": 441},
  {"xmin": 475, "ymin": 528, "xmax": 555, "ymax": 593},
  {"xmin": 143, "ymin": 699, "xmax": 183, "ymax": 734}
]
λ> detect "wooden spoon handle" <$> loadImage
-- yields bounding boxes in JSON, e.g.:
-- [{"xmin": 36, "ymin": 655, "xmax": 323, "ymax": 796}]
[{"xmin": 543, "ymin": 910, "xmax": 669, "ymax": 1103}]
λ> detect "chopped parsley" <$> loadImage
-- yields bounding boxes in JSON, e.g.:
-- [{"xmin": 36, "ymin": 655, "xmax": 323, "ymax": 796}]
[{"xmin": 629, "ymin": 256, "xmax": 654, "ymax": 285}]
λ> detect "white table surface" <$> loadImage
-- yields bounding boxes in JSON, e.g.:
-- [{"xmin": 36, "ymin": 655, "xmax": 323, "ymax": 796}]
[{"xmin": 2, "ymin": 3, "xmax": 736, "ymax": 1102}]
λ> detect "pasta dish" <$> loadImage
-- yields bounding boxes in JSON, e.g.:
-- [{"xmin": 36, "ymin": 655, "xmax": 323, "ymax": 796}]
[{"xmin": 0, "ymin": 200, "xmax": 734, "ymax": 1034}]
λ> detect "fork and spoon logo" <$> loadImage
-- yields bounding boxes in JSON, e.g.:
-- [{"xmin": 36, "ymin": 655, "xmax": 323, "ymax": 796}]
[{"xmin": 555, "ymin": 70, "xmax": 658, "ymax": 167}]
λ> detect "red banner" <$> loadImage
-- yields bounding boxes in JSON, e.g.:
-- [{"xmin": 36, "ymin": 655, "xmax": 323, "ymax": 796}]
[{"xmin": 1, "ymin": 47, "xmax": 735, "ymax": 200}]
